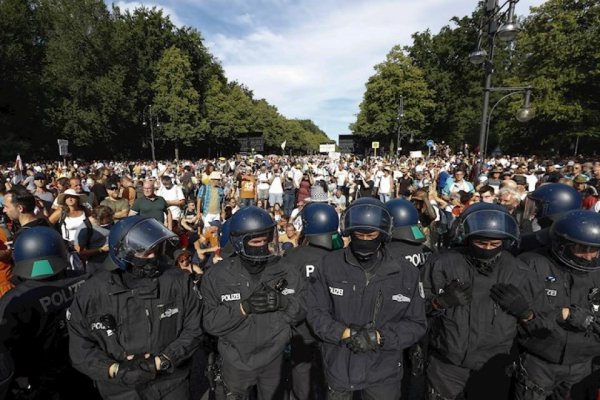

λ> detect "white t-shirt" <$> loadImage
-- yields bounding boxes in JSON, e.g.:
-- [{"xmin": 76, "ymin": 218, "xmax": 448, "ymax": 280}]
[
  {"xmin": 269, "ymin": 174, "xmax": 283, "ymax": 194},
  {"xmin": 257, "ymin": 172, "xmax": 271, "ymax": 191},
  {"xmin": 157, "ymin": 185, "xmax": 185, "ymax": 220},
  {"xmin": 335, "ymin": 170, "xmax": 348, "ymax": 187}
]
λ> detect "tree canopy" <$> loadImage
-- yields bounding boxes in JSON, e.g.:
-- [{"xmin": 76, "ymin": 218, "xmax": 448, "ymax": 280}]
[
  {"xmin": 0, "ymin": 0, "xmax": 329, "ymax": 160},
  {"xmin": 351, "ymin": 0, "xmax": 600, "ymax": 155}
]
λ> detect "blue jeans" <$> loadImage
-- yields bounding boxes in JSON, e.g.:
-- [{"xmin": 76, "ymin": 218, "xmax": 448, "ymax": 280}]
[
  {"xmin": 379, "ymin": 193, "xmax": 391, "ymax": 203},
  {"xmin": 283, "ymin": 193, "xmax": 295, "ymax": 216},
  {"xmin": 240, "ymin": 198, "xmax": 255, "ymax": 208}
]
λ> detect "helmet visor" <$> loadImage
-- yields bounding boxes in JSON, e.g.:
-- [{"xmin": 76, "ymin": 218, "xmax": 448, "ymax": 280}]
[
  {"xmin": 341, "ymin": 204, "xmax": 392, "ymax": 238},
  {"xmin": 231, "ymin": 226, "xmax": 280, "ymax": 261},
  {"xmin": 553, "ymin": 241, "xmax": 600, "ymax": 272},
  {"xmin": 523, "ymin": 196, "xmax": 543, "ymax": 221},
  {"xmin": 120, "ymin": 219, "xmax": 178, "ymax": 257},
  {"xmin": 462, "ymin": 210, "xmax": 520, "ymax": 241}
]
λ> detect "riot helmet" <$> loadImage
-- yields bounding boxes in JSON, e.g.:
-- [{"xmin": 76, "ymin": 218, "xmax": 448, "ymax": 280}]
[
  {"xmin": 524, "ymin": 183, "xmax": 582, "ymax": 228},
  {"xmin": 108, "ymin": 216, "xmax": 178, "ymax": 276},
  {"xmin": 301, "ymin": 203, "xmax": 342, "ymax": 250},
  {"xmin": 457, "ymin": 204, "xmax": 519, "ymax": 273},
  {"xmin": 451, "ymin": 202, "xmax": 511, "ymax": 244},
  {"xmin": 550, "ymin": 210, "xmax": 600, "ymax": 272},
  {"xmin": 229, "ymin": 206, "xmax": 279, "ymax": 264},
  {"xmin": 341, "ymin": 198, "xmax": 392, "ymax": 264},
  {"xmin": 13, "ymin": 227, "xmax": 69, "ymax": 280},
  {"xmin": 385, "ymin": 199, "xmax": 426, "ymax": 243}
]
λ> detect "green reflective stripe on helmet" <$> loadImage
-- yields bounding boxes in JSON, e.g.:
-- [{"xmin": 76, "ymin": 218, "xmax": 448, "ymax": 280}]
[
  {"xmin": 411, "ymin": 226, "xmax": 425, "ymax": 240},
  {"xmin": 31, "ymin": 260, "xmax": 54, "ymax": 277}
]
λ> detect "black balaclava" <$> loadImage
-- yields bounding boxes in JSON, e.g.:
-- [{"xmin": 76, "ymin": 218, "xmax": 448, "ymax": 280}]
[
  {"xmin": 240, "ymin": 257, "xmax": 267, "ymax": 276},
  {"xmin": 467, "ymin": 239, "xmax": 503, "ymax": 275},
  {"xmin": 350, "ymin": 232, "xmax": 383, "ymax": 269},
  {"xmin": 126, "ymin": 256, "xmax": 161, "ymax": 279}
]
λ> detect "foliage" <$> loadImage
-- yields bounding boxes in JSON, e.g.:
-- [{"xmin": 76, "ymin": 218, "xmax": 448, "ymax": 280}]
[
  {"xmin": 351, "ymin": 46, "xmax": 434, "ymax": 151},
  {"xmin": 0, "ymin": 0, "xmax": 327, "ymax": 160},
  {"xmin": 352, "ymin": 0, "xmax": 600, "ymax": 155}
]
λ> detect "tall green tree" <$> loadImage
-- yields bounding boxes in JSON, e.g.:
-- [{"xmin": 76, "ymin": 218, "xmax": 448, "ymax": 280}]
[
  {"xmin": 152, "ymin": 46, "xmax": 201, "ymax": 156},
  {"xmin": 510, "ymin": 0, "xmax": 600, "ymax": 153},
  {"xmin": 350, "ymin": 46, "xmax": 434, "ymax": 151}
]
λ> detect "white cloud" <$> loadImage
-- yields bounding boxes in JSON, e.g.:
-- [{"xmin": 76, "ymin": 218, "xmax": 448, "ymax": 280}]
[{"xmin": 118, "ymin": 0, "xmax": 547, "ymax": 141}]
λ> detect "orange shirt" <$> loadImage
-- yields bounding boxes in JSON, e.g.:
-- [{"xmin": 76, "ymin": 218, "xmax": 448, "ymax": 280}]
[
  {"xmin": 0, "ymin": 228, "xmax": 14, "ymax": 298},
  {"xmin": 240, "ymin": 175, "xmax": 256, "ymax": 199}
]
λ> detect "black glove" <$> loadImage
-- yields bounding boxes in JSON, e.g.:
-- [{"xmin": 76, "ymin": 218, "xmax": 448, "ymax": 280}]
[
  {"xmin": 117, "ymin": 356, "xmax": 156, "ymax": 386},
  {"xmin": 434, "ymin": 280, "xmax": 472, "ymax": 309},
  {"xmin": 490, "ymin": 283, "xmax": 531, "ymax": 320},
  {"xmin": 241, "ymin": 287, "xmax": 287, "ymax": 314},
  {"xmin": 564, "ymin": 305, "xmax": 595, "ymax": 332},
  {"xmin": 343, "ymin": 325, "xmax": 380, "ymax": 353}
]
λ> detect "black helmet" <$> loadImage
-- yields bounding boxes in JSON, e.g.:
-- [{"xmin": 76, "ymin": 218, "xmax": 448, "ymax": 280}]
[
  {"xmin": 229, "ymin": 206, "xmax": 278, "ymax": 262},
  {"xmin": 341, "ymin": 198, "xmax": 392, "ymax": 240},
  {"xmin": 384, "ymin": 199, "xmax": 426, "ymax": 243},
  {"xmin": 550, "ymin": 210, "xmax": 600, "ymax": 272},
  {"xmin": 456, "ymin": 203, "xmax": 519, "ymax": 243},
  {"xmin": 525, "ymin": 183, "xmax": 581, "ymax": 222},
  {"xmin": 108, "ymin": 215, "xmax": 178, "ymax": 270},
  {"xmin": 449, "ymin": 202, "xmax": 507, "ymax": 244},
  {"xmin": 301, "ymin": 203, "xmax": 340, "ymax": 250},
  {"xmin": 13, "ymin": 227, "xmax": 69, "ymax": 280}
]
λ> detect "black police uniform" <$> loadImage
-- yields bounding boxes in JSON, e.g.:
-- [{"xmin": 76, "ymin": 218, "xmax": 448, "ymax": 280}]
[
  {"xmin": 387, "ymin": 241, "xmax": 432, "ymax": 269},
  {"xmin": 200, "ymin": 254, "xmax": 305, "ymax": 399},
  {"xmin": 285, "ymin": 244, "xmax": 330, "ymax": 400},
  {"xmin": 67, "ymin": 268, "xmax": 203, "ymax": 399},
  {"xmin": 387, "ymin": 240, "xmax": 431, "ymax": 400},
  {"xmin": 423, "ymin": 249, "xmax": 540, "ymax": 399},
  {"xmin": 306, "ymin": 247, "xmax": 427, "ymax": 398},
  {"xmin": 516, "ymin": 248, "xmax": 600, "ymax": 399},
  {"xmin": 0, "ymin": 271, "xmax": 89, "ymax": 399},
  {"xmin": 518, "ymin": 228, "xmax": 550, "ymax": 254}
]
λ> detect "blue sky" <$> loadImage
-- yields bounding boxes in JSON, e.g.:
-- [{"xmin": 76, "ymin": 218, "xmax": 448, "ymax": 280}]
[{"xmin": 113, "ymin": 0, "xmax": 547, "ymax": 142}]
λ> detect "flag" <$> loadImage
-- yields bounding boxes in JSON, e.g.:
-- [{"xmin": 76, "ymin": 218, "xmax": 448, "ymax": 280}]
[
  {"xmin": 281, "ymin": 140, "xmax": 287, "ymax": 150},
  {"xmin": 13, "ymin": 154, "xmax": 23, "ymax": 184}
]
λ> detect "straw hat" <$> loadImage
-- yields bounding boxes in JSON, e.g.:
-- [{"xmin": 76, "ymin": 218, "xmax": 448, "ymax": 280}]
[{"xmin": 57, "ymin": 189, "xmax": 86, "ymax": 206}]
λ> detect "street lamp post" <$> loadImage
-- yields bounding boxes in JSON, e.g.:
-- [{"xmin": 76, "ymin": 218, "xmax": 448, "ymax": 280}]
[
  {"xmin": 484, "ymin": 87, "xmax": 534, "ymax": 155},
  {"xmin": 470, "ymin": 0, "xmax": 533, "ymax": 165},
  {"xmin": 142, "ymin": 104, "xmax": 158, "ymax": 162},
  {"xmin": 395, "ymin": 96, "xmax": 414, "ymax": 155},
  {"xmin": 396, "ymin": 96, "xmax": 404, "ymax": 154}
]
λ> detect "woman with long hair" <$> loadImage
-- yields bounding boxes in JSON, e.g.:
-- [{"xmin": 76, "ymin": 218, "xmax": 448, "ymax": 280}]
[{"xmin": 49, "ymin": 189, "xmax": 89, "ymax": 244}]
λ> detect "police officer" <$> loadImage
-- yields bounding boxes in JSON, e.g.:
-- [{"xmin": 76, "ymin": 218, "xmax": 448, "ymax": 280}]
[
  {"xmin": 200, "ymin": 206, "xmax": 305, "ymax": 399},
  {"xmin": 515, "ymin": 210, "xmax": 600, "ymax": 400},
  {"xmin": 306, "ymin": 198, "xmax": 426, "ymax": 399},
  {"xmin": 0, "ymin": 227, "xmax": 89, "ymax": 399},
  {"xmin": 285, "ymin": 202, "xmax": 343, "ymax": 399},
  {"xmin": 423, "ymin": 203, "xmax": 539, "ymax": 400},
  {"xmin": 385, "ymin": 198, "xmax": 432, "ymax": 268},
  {"xmin": 386, "ymin": 198, "xmax": 432, "ymax": 398},
  {"xmin": 67, "ymin": 215, "xmax": 203, "ymax": 399},
  {"xmin": 519, "ymin": 183, "xmax": 581, "ymax": 253}
]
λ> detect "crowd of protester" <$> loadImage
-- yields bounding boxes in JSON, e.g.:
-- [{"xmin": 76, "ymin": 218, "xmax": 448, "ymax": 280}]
[
  {"xmin": 2, "ymin": 152, "xmax": 599, "ymax": 276},
  {"xmin": 3, "ymin": 149, "xmax": 600, "ymax": 399}
]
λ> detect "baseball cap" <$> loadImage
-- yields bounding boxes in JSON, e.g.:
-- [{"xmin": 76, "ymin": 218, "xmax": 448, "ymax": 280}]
[{"xmin": 107, "ymin": 183, "xmax": 119, "ymax": 190}]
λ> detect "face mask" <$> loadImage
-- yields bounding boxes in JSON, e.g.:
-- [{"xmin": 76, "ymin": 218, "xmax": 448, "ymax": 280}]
[
  {"xmin": 350, "ymin": 236, "xmax": 381, "ymax": 263},
  {"xmin": 467, "ymin": 242, "xmax": 503, "ymax": 275},
  {"xmin": 244, "ymin": 242, "xmax": 271, "ymax": 258},
  {"xmin": 127, "ymin": 257, "xmax": 160, "ymax": 279}
]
